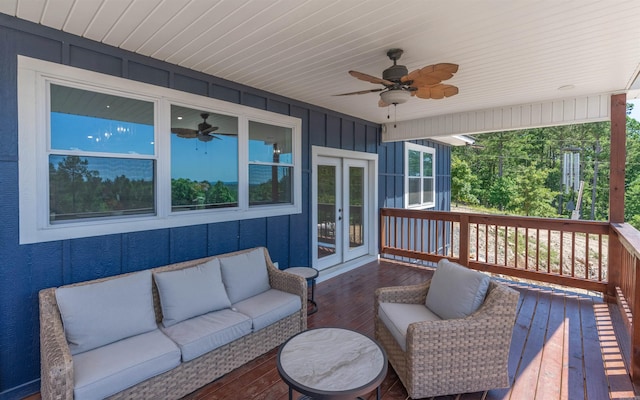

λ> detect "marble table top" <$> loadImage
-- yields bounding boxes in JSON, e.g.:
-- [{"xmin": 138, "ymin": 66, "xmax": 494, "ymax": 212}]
[{"xmin": 277, "ymin": 327, "xmax": 386, "ymax": 396}]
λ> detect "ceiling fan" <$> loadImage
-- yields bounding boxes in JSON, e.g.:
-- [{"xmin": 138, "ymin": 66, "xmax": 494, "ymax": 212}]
[
  {"xmin": 335, "ymin": 48, "xmax": 459, "ymax": 107},
  {"xmin": 171, "ymin": 113, "xmax": 221, "ymax": 142}
]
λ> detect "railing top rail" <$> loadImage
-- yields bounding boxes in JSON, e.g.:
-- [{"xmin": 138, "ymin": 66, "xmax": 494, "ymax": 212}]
[
  {"xmin": 380, "ymin": 208, "xmax": 609, "ymax": 234},
  {"xmin": 611, "ymin": 222, "xmax": 640, "ymax": 259}
]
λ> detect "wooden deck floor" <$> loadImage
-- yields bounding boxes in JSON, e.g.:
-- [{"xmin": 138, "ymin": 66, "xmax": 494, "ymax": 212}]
[{"xmin": 182, "ymin": 258, "xmax": 638, "ymax": 400}]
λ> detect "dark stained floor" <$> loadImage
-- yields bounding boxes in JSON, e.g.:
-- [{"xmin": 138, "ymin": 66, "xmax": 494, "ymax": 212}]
[{"xmin": 181, "ymin": 258, "xmax": 638, "ymax": 400}]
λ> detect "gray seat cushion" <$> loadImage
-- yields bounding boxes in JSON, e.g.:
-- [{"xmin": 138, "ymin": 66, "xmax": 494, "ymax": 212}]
[
  {"xmin": 153, "ymin": 258, "xmax": 231, "ymax": 327},
  {"xmin": 220, "ymin": 248, "xmax": 271, "ymax": 304},
  {"xmin": 425, "ymin": 259, "xmax": 490, "ymax": 320},
  {"xmin": 232, "ymin": 289, "xmax": 302, "ymax": 331},
  {"xmin": 378, "ymin": 302, "xmax": 442, "ymax": 351},
  {"xmin": 72, "ymin": 329, "xmax": 180, "ymax": 400},
  {"xmin": 160, "ymin": 308, "xmax": 252, "ymax": 362},
  {"xmin": 55, "ymin": 270, "xmax": 157, "ymax": 355}
]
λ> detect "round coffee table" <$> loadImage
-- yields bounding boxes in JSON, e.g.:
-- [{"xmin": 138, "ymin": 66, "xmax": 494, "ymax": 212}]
[{"xmin": 277, "ymin": 327, "xmax": 387, "ymax": 400}]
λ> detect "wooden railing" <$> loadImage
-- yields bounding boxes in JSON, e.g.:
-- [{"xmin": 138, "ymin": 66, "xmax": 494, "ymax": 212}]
[
  {"xmin": 380, "ymin": 208, "xmax": 610, "ymax": 293},
  {"xmin": 380, "ymin": 208, "xmax": 640, "ymax": 383},
  {"xmin": 609, "ymin": 223, "xmax": 640, "ymax": 380}
]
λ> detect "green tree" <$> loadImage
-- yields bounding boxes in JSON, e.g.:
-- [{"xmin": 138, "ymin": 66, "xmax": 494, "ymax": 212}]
[
  {"xmin": 488, "ymin": 176, "xmax": 516, "ymax": 211},
  {"xmin": 451, "ymin": 155, "xmax": 478, "ymax": 206},
  {"xmin": 513, "ymin": 163, "xmax": 557, "ymax": 217},
  {"xmin": 206, "ymin": 181, "xmax": 236, "ymax": 205}
]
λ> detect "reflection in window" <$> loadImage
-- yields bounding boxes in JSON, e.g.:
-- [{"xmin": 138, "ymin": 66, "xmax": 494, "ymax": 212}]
[
  {"xmin": 248, "ymin": 121, "xmax": 294, "ymax": 206},
  {"xmin": 49, "ymin": 155, "xmax": 154, "ymax": 222},
  {"xmin": 49, "ymin": 84, "xmax": 156, "ymax": 222},
  {"xmin": 50, "ymin": 84, "xmax": 154, "ymax": 155},
  {"xmin": 170, "ymin": 105, "xmax": 239, "ymax": 211}
]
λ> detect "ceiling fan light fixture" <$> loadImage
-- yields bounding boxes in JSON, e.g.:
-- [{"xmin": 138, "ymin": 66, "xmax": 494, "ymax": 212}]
[{"xmin": 380, "ymin": 89, "xmax": 410, "ymax": 105}]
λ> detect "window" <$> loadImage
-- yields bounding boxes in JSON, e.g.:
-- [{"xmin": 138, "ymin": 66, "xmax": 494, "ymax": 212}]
[
  {"xmin": 18, "ymin": 56, "xmax": 301, "ymax": 244},
  {"xmin": 248, "ymin": 121, "xmax": 293, "ymax": 206},
  {"xmin": 405, "ymin": 143, "xmax": 436, "ymax": 209},
  {"xmin": 170, "ymin": 105, "xmax": 238, "ymax": 211},
  {"xmin": 49, "ymin": 84, "xmax": 156, "ymax": 222}
]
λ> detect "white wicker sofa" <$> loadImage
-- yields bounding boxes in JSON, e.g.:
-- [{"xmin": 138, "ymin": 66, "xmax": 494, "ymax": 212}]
[{"xmin": 39, "ymin": 247, "xmax": 307, "ymax": 400}]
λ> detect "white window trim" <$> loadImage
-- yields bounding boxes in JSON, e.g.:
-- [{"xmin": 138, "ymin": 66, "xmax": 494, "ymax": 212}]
[
  {"xmin": 404, "ymin": 142, "xmax": 436, "ymax": 209},
  {"xmin": 18, "ymin": 56, "xmax": 302, "ymax": 244}
]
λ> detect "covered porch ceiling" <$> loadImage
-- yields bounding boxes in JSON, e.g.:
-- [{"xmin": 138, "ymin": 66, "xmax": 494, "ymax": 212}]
[{"xmin": 3, "ymin": 0, "xmax": 640, "ymax": 142}]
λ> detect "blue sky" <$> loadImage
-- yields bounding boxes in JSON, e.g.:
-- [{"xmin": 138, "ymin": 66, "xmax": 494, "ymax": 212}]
[
  {"xmin": 51, "ymin": 112, "xmax": 290, "ymax": 184},
  {"xmin": 630, "ymin": 99, "xmax": 640, "ymax": 122}
]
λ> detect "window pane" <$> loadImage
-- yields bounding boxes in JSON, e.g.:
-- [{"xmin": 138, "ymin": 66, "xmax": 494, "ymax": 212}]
[
  {"xmin": 349, "ymin": 167, "xmax": 364, "ymax": 249},
  {"xmin": 423, "ymin": 152, "xmax": 433, "ymax": 176},
  {"xmin": 408, "ymin": 150, "xmax": 421, "ymax": 176},
  {"xmin": 423, "ymin": 177, "xmax": 434, "ymax": 203},
  {"xmin": 408, "ymin": 177, "xmax": 421, "ymax": 206},
  {"xmin": 249, "ymin": 165, "xmax": 292, "ymax": 205},
  {"xmin": 170, "ymin": 106, "xmax": 238, "ymax": 211},
  {"xmin": 49, "ymin": 155, "xmax": 154, "ymax": 222},
  {"xmin": 249, "ymin": 121, "xmax": 293, "ymax": 164},
  {"xmin": 50, "ymin": 84, "xmax": 154, "ymax": 155},
  {"xmin": 317, "ymin": 165, "xmax": 336, "ymax": 259}
]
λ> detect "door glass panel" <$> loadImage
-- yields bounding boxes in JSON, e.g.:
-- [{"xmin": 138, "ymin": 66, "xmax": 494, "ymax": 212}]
[
  {"xmin": 317, "ymin": 165, "xmax": 336, "ymax": 259},
  {"xmin": 349, "ymin": 166, "xmax": 364, "ymax": 249}
]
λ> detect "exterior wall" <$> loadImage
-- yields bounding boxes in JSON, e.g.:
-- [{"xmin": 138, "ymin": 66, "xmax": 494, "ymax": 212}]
[
  {"xmin": 0, "ymin": 14, "xmax": 450, "ymax": 399},
  {"xmin": 383, "ymin": 94, "xmax": 611, "ymax": 140}
]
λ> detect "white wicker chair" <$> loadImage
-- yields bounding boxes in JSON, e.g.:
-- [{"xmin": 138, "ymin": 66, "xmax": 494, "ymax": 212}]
[{"xmin": 374, "ymin": 279, "xmax": 519, "ymax": 398}]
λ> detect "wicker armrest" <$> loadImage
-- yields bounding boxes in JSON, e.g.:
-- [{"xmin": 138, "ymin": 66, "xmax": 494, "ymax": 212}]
[
  {"xmin": 405, "ymin": 283, "xmax": 519, "ymax": 383},
  {"xmin": 39, "ymin": 288, "xmax": 74, "ymax": 400},
  {"xmin": 263, "ymin": 249, "xmax": 308, "ymax": 328},
  {"xmin": 375, "ymin": 281, "xmax": 431, "ymax": 305}
]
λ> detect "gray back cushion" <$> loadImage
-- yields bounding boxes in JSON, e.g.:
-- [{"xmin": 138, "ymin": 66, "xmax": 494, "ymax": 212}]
[
  {"xmin": 425, "ymin": 259, "xmax": 490, "ymax": 319},
  {"xmin": 55, "ymin": 270, "xmax": 157, "ymax": 355},
  {"xmin": 220, "ymin": 248, "xmax": 271, "ymax": 304},
  {"xmin": 153, "ymin": 258, "xmax": 231, "ymax": 327}
]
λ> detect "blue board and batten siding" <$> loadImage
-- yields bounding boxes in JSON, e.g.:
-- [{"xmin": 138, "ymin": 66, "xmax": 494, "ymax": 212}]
[{"xmin": 0, "ymin": 14, "xmax": 450, "ymax": 399}]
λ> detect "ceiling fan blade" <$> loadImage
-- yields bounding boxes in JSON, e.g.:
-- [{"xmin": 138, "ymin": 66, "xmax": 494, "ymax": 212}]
[
  {"xmin": 200, "ymin": 126, "xmax": 219, "ymax": 135},
  {"xmin": 349, "ymin": 70, "xmax": 394, "ymax": 86},
  {"xmin": 402, "ymin": 63, "xmax": 459, "ymax": 86},
  {"xmin": 414, "ymin": 84, "xmax": 459, "ymax": 99},
  {"xmin": 172, "ymin": 128, "xmax": 198, "ymax": 138},
  {"xmin": 334, "ymin": 88, "xmax": 385, "ymax": 96}
]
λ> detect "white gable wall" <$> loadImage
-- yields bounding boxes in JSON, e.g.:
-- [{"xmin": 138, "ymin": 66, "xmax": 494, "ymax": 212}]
[{"xmin": 383, "ymin": 94, "xmax": 612, "ymax": 142}]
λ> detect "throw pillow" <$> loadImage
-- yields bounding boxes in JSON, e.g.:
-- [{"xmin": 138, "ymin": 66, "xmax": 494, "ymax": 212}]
[
  {"xmin": 153, "ymin": 258, "xmax": 231, "ymax": 327},
  {"xmin": 425, "ymin": 259, "xmax": 490, "ymax": 319},
  {"xmin": 220, "ymin": 248, "xmax": 271, "ymax": 304},
  {"xmin": 55, "ymin": 270, "xmax": 157, "ymax": 355}
]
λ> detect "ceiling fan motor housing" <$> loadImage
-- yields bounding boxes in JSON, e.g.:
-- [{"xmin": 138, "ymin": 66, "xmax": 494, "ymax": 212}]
[{"xmin": 383, "ymin": 64, "xmax": 408, "ymax": 82}]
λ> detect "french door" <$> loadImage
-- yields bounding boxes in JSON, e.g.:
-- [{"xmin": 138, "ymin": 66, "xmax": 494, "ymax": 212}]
[{"xmin": 315, "ymin": 156, "xmax": 369, "ymax": 270}]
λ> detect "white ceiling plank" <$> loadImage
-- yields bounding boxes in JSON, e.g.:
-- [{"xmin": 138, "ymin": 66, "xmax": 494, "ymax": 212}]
[
  {"xmin": 60, "ymin": 0, "xmax": 103, "ymax": 36},
  {"xmin": 0, "ymin": 0, "xmax": 18, "ymax": 15},
  {"xmin": 40, "ymin": 0, "xmax": 75, "ymax": 29},
  {"xmin": 83, "ymin": 0, "xmax": 133, "ymax": 42},
  {"xmin": 102, "ymin": 0, "xmax": 164, "ymax": 48},
  {"xmin": 154, "ymin": 0, "xmax": 251, "ymax": 64},
  {"xmin": 16, "ymin": 0, "xmax": 45, "ymax": 23},
  {"xmin": 118, "ymin": 0, "xmax": 191, "ymax": 52}
]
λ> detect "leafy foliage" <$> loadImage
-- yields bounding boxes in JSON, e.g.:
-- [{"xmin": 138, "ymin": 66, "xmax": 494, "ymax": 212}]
[{"xmin": 451, "ymin": 104, "xmax": 640, "ymax": 223}]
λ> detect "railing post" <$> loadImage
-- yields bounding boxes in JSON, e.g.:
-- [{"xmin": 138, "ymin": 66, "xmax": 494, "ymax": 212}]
[
  {"xmin": 459, "ymin": 214, "xmax": 469, "ymax": 267},
  {"xmin": 379, "ymin": 209, "xmax": 386, "ymax": 255},
  {"xmin": 607, "ymin": 227, "xmax": 622, "ymax": 302}
]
